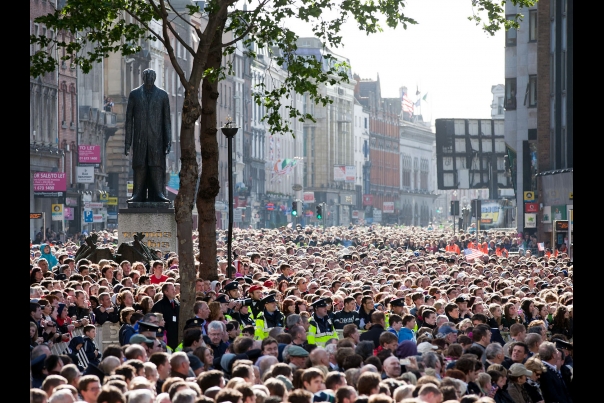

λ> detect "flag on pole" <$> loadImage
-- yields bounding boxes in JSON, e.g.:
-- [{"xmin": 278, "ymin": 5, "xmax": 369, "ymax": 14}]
[
  {"xmin": 416, "ymin": 86, "xmax": 420, "ymax": 96},
  {"xmin": 464, "ymin": 248, "xmax": 485, "ymax": 262},
  {"xmin": 414, "ymin": 97, "xmax": 421, "ymax": 107},
  {"xmin": 537, "ymin": 242, "xmax": 544, "ymax": 251},
  {"xmin": 422, "ymin": 92, "xmax": 428, "ymax": 102},
  {"xmin": 402, "ymin": 90, "xmax": 414, "ymax": 114}
]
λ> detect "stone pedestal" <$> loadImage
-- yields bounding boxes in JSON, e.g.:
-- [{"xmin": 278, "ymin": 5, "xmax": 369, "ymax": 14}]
[{"xmin": 118, "ymin": 207, "xmax": 177, "ymax": 255}]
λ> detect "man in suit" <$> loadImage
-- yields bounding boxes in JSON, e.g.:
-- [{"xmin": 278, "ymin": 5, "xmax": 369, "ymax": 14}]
[
  {"xmin": 538, "ymin": 341, "xmax": 573, "ymax": 403},
  {"xmin": 125, "ymin": 68, "xmax": 171, "ymax": 203},
  {"xmin": 152, "ymin": 282, "xmax": 180, "ymax": 351}
]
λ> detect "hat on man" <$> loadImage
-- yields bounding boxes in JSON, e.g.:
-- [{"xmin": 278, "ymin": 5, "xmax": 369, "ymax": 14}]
[
  {"xmin": 224, "ymin": 282, "xmax": 239, "ymax": 292},
  {"xmin": 130, "ymin": 334, "xmax": 156, "ymax": 345},
  {"xmin": 553, "ymin": 338, "xmax": 573, "ymax": 350},
  {"xmin": 184, "ymin": 318, "xmax": 204, "ymax": 330},
  {"xmin": 508, "ymin": 363, "xmax": 533, "ymax": 377},
  {"xmin": 248, "ymin": 285, "xmax": 263, "ymax": 293},
  {"xmin": 260, "ymin": 294, "xmax": 277, "ymax": 305},
  {"xmin": 275, "ymin": 375, "xmax": 294, "ymax": 391},
  {"xmin": 288, "ymin": 345, "xmax": 309, "ymax": 357},
  {"xmin": 446, "ymin": 258, "xmax": 456, "ymax": 263},
  {"xmin": 264, "ymin": 280, "xmax": 274, "ymax": 288},
  {"xmin": 215, "ymin": 294, "xmax": 230, "ymax": 304},
  {"xmin": 390, "ymin": 297, "xmax": 406, "ymax": 307},
  {"xmin": 416, "ymin": 341, "xmax": 439, "ymax": 354},
  {"xmin": 424, "ymin": 295, "xmax": 435, "ymax": 303},
  {"xmin": 311, "ymin": 298, "xmax": 328, "ymax": 309},
  {"xmin": 438, "ymin": 325, "xmax": 459, "ymax": 336},
  {"xmin": 138, "ymin": 321, "xmax": 160, "ymax": 333},
  {"xmin": 455, "ymin": 295, "xmax": 469, "ymax": 303}
]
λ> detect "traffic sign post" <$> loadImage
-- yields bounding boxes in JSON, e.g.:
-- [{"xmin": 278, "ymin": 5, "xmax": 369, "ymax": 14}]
[{"xmin": 84, "ymin": 210, "xmax": 94, "ymax": 223}]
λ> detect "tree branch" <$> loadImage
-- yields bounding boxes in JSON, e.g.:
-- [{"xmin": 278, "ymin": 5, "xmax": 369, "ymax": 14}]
[
  {"xmin": 221, "ymin": 0, "xmax": 270, "ymax": 48},
  {"xmin": 163, "ymin": 0, "xmax": 199, "ymax": 56}
]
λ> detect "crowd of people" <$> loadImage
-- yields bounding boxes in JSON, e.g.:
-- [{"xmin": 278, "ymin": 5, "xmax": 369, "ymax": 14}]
[{"xmin": 30, "ymin": 224, "xmax": 573, "ymax": 403}]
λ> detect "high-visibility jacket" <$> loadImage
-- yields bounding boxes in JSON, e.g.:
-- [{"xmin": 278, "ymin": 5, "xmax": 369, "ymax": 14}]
[
  {"xmin": 480, "ymin": 243, "xmax": 489, "ymax": 254},
  {"xmin": 307, "ymin": 314, "xmax": 338, "ymax": 347},
  {"xmin": 254, "ymin": 310, "xmax": 284, "ymax": 340},
  {"xmin": 446, "ymin": 244, "xmax": 461, "ymax": 254}
]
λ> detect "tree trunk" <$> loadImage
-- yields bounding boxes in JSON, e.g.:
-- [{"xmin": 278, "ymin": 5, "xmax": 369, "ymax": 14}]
[
  {"xmin": 196, "ymin": 26, "xmax": 224, "ymax": 282},
  {"xmin": 174, "ymin": 89, "xmax": 201, "ymax": 342}
]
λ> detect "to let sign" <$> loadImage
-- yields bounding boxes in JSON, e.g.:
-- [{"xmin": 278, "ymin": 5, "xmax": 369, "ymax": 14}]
[
  {"xmin": 79, "ymin": 145, "xmax": 101, "ymax": 164},
  {"xmin": 33, "ymin": 172, "xmax": 66, "ymax": 192}
]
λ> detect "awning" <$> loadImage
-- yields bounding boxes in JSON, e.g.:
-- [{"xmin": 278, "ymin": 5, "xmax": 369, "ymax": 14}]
[{"xmin": 166, "ymin": 186, "xmax": 178, "ymax": 195}]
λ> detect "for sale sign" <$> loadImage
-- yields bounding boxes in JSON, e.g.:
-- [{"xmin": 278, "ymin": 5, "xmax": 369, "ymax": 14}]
[{"xmin": 33, "ymin": 172, "xmax": 66, "ymax": 192}]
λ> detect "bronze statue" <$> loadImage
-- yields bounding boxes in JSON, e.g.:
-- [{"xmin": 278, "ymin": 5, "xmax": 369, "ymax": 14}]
[{"xmin": 125, "ymin": 68, "xmax": 171, "ymax": 205}]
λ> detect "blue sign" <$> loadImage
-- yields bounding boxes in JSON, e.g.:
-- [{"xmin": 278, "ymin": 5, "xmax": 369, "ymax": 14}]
[
  {"xmin": 168, "ymin": 172, "xmax": 180, "ymax": 190},
  {"xmin": 84, "ymin": 210, "xmax": 93, "ymax": 223}
]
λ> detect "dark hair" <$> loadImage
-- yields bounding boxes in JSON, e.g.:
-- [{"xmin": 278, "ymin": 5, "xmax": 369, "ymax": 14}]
[
  {"xmin": 196, "ymin": 369, "xmax": 224, "ymax": 392},
  {"xmin": 355, "ymin": 341, "xmax": 375, "ymax": 361}
]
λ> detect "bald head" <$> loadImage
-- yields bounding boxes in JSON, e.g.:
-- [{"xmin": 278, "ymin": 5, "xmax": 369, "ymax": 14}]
[
  {"xmin": 382, "ymin": 356, "xmax": 401, "ymax": 378},
  {"xmin": 310, "ymin": 347, "xmax": 329, "ymax": 367},
  {"xmin": 99, "ymin": 356, "xmax": 122, "ymax": 375}
]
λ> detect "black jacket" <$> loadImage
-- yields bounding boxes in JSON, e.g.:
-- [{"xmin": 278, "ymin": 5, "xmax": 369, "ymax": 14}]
[
  {"xmin": 152, "ymin": 296, "xmax": 180, "ymax": 350},
  {"xmin": 93, "ymin": 306, "xmax": 120, "ymax": 325},
  {"xmin": 539, "ymin": 363, "xmax": 573, "ymax": 403},
  {"xmin": 359, "ymin": 324, "xmax": 385, "ymax": 349},
  {"xmin": 332, "ymin": 309, "xmax": 360, "ymax": 330},
  {"xmin": 261, "ymin": 309, "xmax": 285, "ymax": 329}
]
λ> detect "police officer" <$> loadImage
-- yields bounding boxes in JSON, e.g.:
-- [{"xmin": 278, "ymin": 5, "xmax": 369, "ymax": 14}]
[
  {"xmin": 224, "ymin": 282, "xmax": 245, "ymax": 320},
  {"xmin": 247, "ymin": 285, "xmax": 265, "ymax": 319},
  {"xmin": 307, "ymin": 298, "xmax": 338, "ymax": 347},
  {"xmin": 215, "ymin": 294, "xmax": 234, "ymax": 322},
  {"xmin": 254, "ymin": 294, "xmax": 284, "ymax": 340}
]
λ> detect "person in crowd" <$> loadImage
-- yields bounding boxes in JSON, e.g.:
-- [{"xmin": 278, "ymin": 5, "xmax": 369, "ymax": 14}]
[{"xmin": 29, "ymin": 225, "xmax": 573, "ymax": 403}]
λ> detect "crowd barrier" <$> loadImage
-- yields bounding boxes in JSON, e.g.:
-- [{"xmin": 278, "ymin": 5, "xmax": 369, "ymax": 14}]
[{"xmin": 50, "ymin": 322, "xmax": 121, "ymax": 356}]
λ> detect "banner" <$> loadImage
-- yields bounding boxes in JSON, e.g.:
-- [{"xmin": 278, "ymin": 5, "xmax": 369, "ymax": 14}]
[
  {"xmin": 334, "ymin": 165, "xmax": 346, "ymax": 181},
  {"xmin": 524, "ymin": 213, "xmax": 537, "ymax": 228},
  {"xmin": 64, "ymin": 207, "xmax": 74, "ymax": 221},
  {"xmin": 363, "ymin": 194, "xmax": 373, "ymax": 206},
  {"xmin": 345, "ymin": 166, "xmax": 356, "ymax": 183},
  {"xmin": 78, "ymin": 145, "xmax": 101, "ymax": 164},
  {"xmin": 542, "ymin": 206, "xmax": 552, "ymax": 223},
  {"xmin": 34, "ymin": 172, "xmax": 66, "ymax": 192},
  {"xmin": 383, "ymin": 202, "xmax": 394, "ymax": 213},
  {"xmin": 76, "ymin": 166, "xmax": 95, "ymax": 183},
  {"xmin": 303, "ymin": 192, "xmax": 315, "ymax": 203}
]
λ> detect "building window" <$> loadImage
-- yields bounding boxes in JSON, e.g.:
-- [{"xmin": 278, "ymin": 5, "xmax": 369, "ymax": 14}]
[
  {"xmin": 505, "ymin": 15, "xmax": 517, "ymax": 47},
  {"xmin": 504, "ymin": 78, "xmax": 517, "ymax": 110},
  {"xmin": 525, "ymin": 75, "xmax": 537, "ymax": 107},
  {"xmin": 498, "ymin": 97, "xmax": 504, "ymax": 115},
  {"xmin": 529, "ymin": 10, "xmax": 537, "ymax": 42}
]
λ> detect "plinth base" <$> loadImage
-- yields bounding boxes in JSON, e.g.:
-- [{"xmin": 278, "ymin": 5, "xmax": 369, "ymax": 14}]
[
  {"xmin": 118, "ymin": 207, "xmax": 177, "ymax": 255},
  {"xmin": 127, "ymin": 201, "xmax": 172, "ymax": 209}
]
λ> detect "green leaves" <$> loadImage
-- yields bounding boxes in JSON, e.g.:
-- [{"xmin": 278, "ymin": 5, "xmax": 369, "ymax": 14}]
[{"xmin": 30, "ymin": 0, "xmax": 537, "ymax": 134}]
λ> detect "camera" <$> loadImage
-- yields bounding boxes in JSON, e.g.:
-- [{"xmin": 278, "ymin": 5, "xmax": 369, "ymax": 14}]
[{"xmin": 233, "ymin": 298, "xmax": 253, "ymax": 307}]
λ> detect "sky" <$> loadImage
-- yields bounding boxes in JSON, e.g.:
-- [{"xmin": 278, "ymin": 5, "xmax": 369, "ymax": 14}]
[{"xmin": 284, "ymin": 0, "xmax": 506, "ymax": 127}]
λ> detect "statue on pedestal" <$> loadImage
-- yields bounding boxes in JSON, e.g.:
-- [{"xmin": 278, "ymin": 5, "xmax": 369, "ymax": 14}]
[{"xmin": 125, "ymin": 68, "xmax": 172, "ymax": 207}]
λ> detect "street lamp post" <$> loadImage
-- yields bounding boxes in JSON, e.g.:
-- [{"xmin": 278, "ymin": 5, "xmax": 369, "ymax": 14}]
[{"xmin": 221, "ymin": 119, "xmax": 238, "ymax": 279}]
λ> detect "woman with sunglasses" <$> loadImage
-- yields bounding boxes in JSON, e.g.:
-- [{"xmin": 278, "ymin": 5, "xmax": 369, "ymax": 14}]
[{"xmin": 523, "ymin": 356, "xmax": 546, "ymax": 403}]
